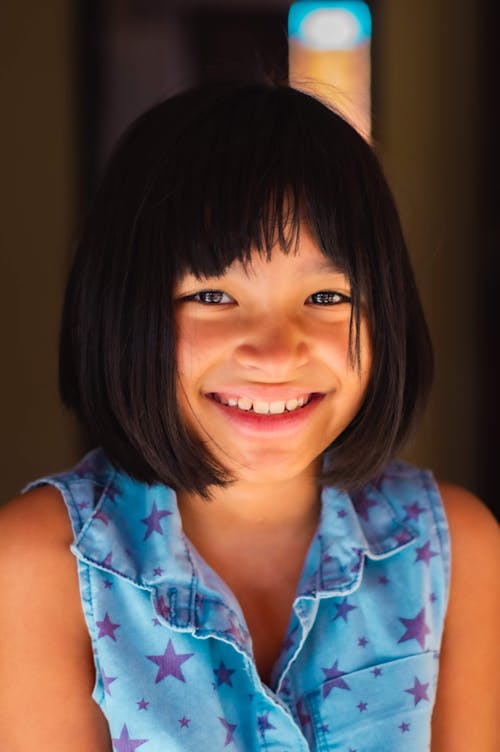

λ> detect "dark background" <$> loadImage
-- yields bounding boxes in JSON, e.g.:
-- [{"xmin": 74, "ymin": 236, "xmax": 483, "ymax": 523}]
[{"xmin": 1, "ymin": 0, "xmax": 498, "ymax": 517}]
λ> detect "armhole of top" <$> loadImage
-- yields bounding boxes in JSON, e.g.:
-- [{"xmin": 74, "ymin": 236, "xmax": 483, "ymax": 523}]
[
  {"xmin": 420, "ymin": 470, "xmax": 452, "ymax": 616},
  {"xmin": 22, "ymin": 476, "xmax": 105, "ymax": 706}
]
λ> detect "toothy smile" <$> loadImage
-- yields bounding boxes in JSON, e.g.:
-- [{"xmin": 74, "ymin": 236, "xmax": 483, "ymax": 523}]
[{"xmin": 209, "ymin": 393, "xmax": 316, "ymax": 415}]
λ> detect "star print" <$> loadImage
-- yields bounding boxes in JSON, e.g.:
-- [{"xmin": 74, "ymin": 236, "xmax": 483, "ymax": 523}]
[
  {"xmin": 152, "ymin": 617, "xmax": 161, "ymax": 626},
  {"xmin": 141, "ymin": 501, "xmax": 171, "ymax": 540},
  {"xmin": 398, "ymin": 607, "xmax": 431, "ymax": 649},
  {"xmin": 112, "ymin": 724, "xmax": 147, "ymax": 752},
  {"xmin": 153, "ymin": 567, "xmax": 164, "ymax": 576},
  {"xmin": 296, "ymin": 697, "xmax": 311, "ymax": 726},
  {"xmin": 214, "ymin": 660, "xmax": 236, "ymax": 687},
  {"xmin": 332, "ymin": 597, "xmax": 357, "ymax": 623},
  {"xmin": 322, "ymin": 660, "xmax": 351, "ymax": 697},
  {"xmin": 378, "ymin": 575, "xmax": 389, "ymax": 585},
  {"xmin": 349, "ymin": 748, "xmax": 357, "ymax": 752},
  {"xmin": 78, "ymin": 501, "xmax": 89, "ymax": 510},
  {"xmin": 97, "ymin": 612, "xmax": 120, "ymax": 641},
  {"xmin": 320, "ymin": 723, "xmax": 329, "ymax": 732},
  {"xmin": 257, "ymin": 713, "xmax": 276, "ymax": 732},
  {"xmin": 371, "ymin": 666, "xmax": 383, "ymax": 677},
  {"xmin": 179, "ymin": 716, "xmax": 190, "ymax": 728},
  {"xmin": 405, "ymin": 676, "xmax": 430, "ymax": 705},
  {"xmin": 101, "ymin": 668, "xmax": 117, "ymax": 696},
  {"xmin": 358, "ymin": 636, "xmax": 368, "ymax": 647},
  {"xmin": 106, "ymin": 483, "xmax": 120, "ymax": 503},
  {"xmin": 429, "ymin": 592, "xmax": 437, "ymax": 602},
  {"xmin": 224, "ymin": 618, "xmax": 248, "ymax": 645},
  {"xmin": 103, "ymin": 579, "xmax": 113, "ymax": 589},
  {"xmin": 395, "ymin": 529, "xmax": 414, "ymax": 545},
  {"xmin": 102, "ymin": 551, "xmax": 113, "ymax": 567},
  {"xmin": 352, "ymin": 490, "xmax": 378, "ymax": 520},
  {"xmin": 147, "ymin": 639, "xmax": 194, "ymax": 683},
  {"xmin": 403, "ymin": 501, "xmax": 425, "ymax": 521},
  {"xmin": 94, "ymin": 509, "xmax": 110, "ymax": 525},
  {"xmin": 337, "ymin": 509, "xmax": 347, "ymax": 518},
  {"xmin": 156, "ymin": 595, "xmax": 171, "ymax": 621},
  {"xmin": 415, "ymin": 540, "xmax": 439, "ymax": 566},
  {"xmin": 219, "ymin": 717, "xmax": 237, "ymax": 746},
  {"xmin": 357, "ymin": 701, "xmax": 368, "ymax": 712},
  {"xmin": 399, "ymin": 721, "xmax": 410, "ymax": 732},
  {"xmin": 137, "ymin": 698, "xmax": 149, "ymax": 710}
]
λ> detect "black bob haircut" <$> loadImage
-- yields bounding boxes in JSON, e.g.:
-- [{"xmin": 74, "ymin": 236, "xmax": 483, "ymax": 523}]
[{"xmin": 60, "ymin": 81, "xmax": 433, "ymax": 498}]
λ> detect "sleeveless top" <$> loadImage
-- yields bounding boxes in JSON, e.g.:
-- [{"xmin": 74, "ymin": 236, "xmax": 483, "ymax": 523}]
[{"xmin": 25, "ymin": 449, "xmax": 451, "ymax": 751}]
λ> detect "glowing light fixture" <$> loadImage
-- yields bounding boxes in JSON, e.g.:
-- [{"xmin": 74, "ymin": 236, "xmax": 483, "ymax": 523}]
[{"xmin": 289, "ymin": 2, "xmax": 371, "ymax": 50}]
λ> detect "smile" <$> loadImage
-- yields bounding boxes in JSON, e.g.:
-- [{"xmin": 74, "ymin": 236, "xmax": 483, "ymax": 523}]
[{"xmin": 209, "ymin": 393, "xmax": 317, "ymax": 415}]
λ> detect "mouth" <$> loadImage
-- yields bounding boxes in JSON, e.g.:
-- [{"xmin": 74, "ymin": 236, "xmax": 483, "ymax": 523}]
[{"xmin": 208, "ymin": 392, "xmax": 323, "ymax": 416}]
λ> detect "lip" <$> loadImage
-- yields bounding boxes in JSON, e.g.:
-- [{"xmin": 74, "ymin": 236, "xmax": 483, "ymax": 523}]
[{"xmin": 205, "ymin": 392, "xmax": 325, "ymax": 435}]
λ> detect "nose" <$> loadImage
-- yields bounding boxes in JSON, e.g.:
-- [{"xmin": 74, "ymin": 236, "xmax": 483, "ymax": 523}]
[{"xmin": 233, "ymin": 315, "xmax": 310, "ymax": 377}]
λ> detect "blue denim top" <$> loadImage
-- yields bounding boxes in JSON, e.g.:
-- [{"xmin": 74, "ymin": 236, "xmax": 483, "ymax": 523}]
[{"xmin": 26, "ymin": 449, "xmax": 450, "ymax": 751}]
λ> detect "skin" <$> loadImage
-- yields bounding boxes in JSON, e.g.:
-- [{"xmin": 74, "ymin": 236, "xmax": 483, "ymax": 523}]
[{"xmin": 0, "ymin": 230, "xmax": 498, "ymax": 749}]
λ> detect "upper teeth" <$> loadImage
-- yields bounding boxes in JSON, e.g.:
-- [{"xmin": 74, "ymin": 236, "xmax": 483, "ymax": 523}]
[{"xmin": 216, "ymin": 395, "xmax": 310, "ymax": 414}]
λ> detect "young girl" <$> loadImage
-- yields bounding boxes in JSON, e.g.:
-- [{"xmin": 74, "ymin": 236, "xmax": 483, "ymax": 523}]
[{"xmin": 0, "ymin": 82, "xmax": 497, "ymax": 752}]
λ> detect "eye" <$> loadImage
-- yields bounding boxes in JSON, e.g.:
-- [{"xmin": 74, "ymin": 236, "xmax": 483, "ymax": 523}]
[
  {"xmin": 182, "ymin": 289, "xmax": 234, "ymax": 305},
  {"xmin": 307, "ymin": 290, "xmax": 351, "ymax": 305}
]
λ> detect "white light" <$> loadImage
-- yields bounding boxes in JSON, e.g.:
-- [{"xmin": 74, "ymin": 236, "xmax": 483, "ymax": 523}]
[{"xmin": 300, "ymin": 8, "xmax": 361, "ymax": 50}]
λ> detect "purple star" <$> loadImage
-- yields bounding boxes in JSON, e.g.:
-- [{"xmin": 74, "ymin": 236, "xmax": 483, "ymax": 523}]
[
  {"xmin": 102, "ymin": 551, "xmax": 113, "ymax": 567},
  {"xmin": 257, "ymin": 713, "xmax": 276, "ymax": 732},
  {"xmin": 219, "ymin": 717, "xmax": 237, "ymax": 747},
  {"xmin": 152, "ymin": 617, "xmax": 161, "ymax": 627},
  {"xmin": 137, "ymin": 698, "xmax": 149, "ymax": 710},
  {"xmin": 415, "ymin": 540, "xmax": 439, "ymax": 566},
  {"xmin": 179, "ymin": 716, "xmax": 190, "ymax": 728},
  {"xmin": 147, "ymin": 639, "xmax": 194, "ymax": 683},
  {"xmin": 395, "ymin": 529, "xmax": 414, "ymax": 545},
  {"xmin": 357, "ymin": 700, "xmax": 368, "ymax": 712},
  {"xmin": 358, "ymin": 636, "xmax": 368, "ymax": 647},
  {"xmin": 405, "ymin": 676, "xmax": 430, "ymax": 706},
  {"xmin": 429, "ymin": 592, "xmax": 437, "ymax": 603},
  {"xmin": 103, "ymin": 579, "xmax": 113, "ymax": 589},
  {"xmin": 296, "ymin": 697, "xmax": 311, "ymax": 726},
  {"xmin": 352, "ymin": 490, "xmax": 378, "ymax": 520},
  {"xmin": 399, "ymin": 721, "xmax": 410, "ymax": 733},
  {"xmin": 322, "ymin": 660, "xmax": 351, "ymax": 697},
  {"xmin": 97, "ymin": 612, "xmax": 120, "ymax": 641},
  {"xmin": 371, "ymin": 666, "xmax": 383, "ymax": 677},
  {"xmin": 78, "ymin": 501, "xmax": 89, "ymax": 510},
  {"xmin": 156, "ymin": 595, "xmax": 171, "ymax": 621},
  {"xmin": 112, "ymin": 724, "xmax": 147, "ymax": 752},
  {"xmin": 153, "ymin": 567, "xmax": 164, "ymax": 576},
  {"xmin": 141, "ymin": 501, "xmax": 171, "ymax": 540},
  {"xmin": 94, "ymin": 509, "xmax": 110, "ymax": 525},
  {"xmin": 320, "ymin": 723, "xmax": 329, "ymax": 732},
  {"xmin": 378, "ymin": 575, "xmax": 389, "ymax": 585},
  {"xmin": 403, "ymin": 501, "xmax": 425, "ymax": 521},
  {"xmin": 398, "ymin": 607, "xmax": 431, "ymax": 649},
  {"xmin": 106, "ymin": 483, "xmax": 120, "ymax": 503},
  {"xmin": 332, "ymin": 597, "xmax": 357, "ymax": 623},
  {"xmin": 214, "ymin": 660, "xmax": 236, "ymax": 687},
  {"xmin": 101, "ymin": 668, "xmax": 117, "ymax": 696},
  {"xmin": 337, "ymin": 509, "xmax": 347, "ymax": 518}
]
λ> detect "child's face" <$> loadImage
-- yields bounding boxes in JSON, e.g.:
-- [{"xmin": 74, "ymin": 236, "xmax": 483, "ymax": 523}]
[{"xmin": 174, "ymin": 227, "xmax": 372, "ymax": 486}]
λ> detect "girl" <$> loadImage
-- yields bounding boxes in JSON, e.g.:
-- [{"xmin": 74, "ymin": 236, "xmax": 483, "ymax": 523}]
[{"xmin": 0, "ymin": 82, "xmax": 498, "ymax": 752}]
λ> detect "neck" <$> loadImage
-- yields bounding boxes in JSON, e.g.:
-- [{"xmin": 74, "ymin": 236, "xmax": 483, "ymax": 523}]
[{"xmin": 176, "ymin": 465, "xmax": 322, "ymax": 549}]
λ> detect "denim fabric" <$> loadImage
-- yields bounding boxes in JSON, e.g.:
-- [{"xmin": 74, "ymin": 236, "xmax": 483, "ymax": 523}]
[{"xmin": 25, "ymin": 449, "xmax": 450, "ymax": 751}]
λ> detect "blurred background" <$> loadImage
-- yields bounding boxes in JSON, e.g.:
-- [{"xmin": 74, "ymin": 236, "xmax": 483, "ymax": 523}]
[{"xmin": 0, "ymin": 0, "xmax": 498, "ymax": 516}]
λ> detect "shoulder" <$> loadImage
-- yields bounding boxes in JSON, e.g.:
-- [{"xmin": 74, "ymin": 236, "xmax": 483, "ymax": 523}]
[
  {"xmin": 431, "ymin": 482, "xmax": 499, "ymax": 750},
  {"xmin": 437, "ymin": 481, "xmax": 499, "ymax": 567}
]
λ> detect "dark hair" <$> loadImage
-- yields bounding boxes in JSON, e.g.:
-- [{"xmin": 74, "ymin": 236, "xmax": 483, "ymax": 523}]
[{"xmin": 60, "ymin": 81, "xmax": 433, "ymax": 497}]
